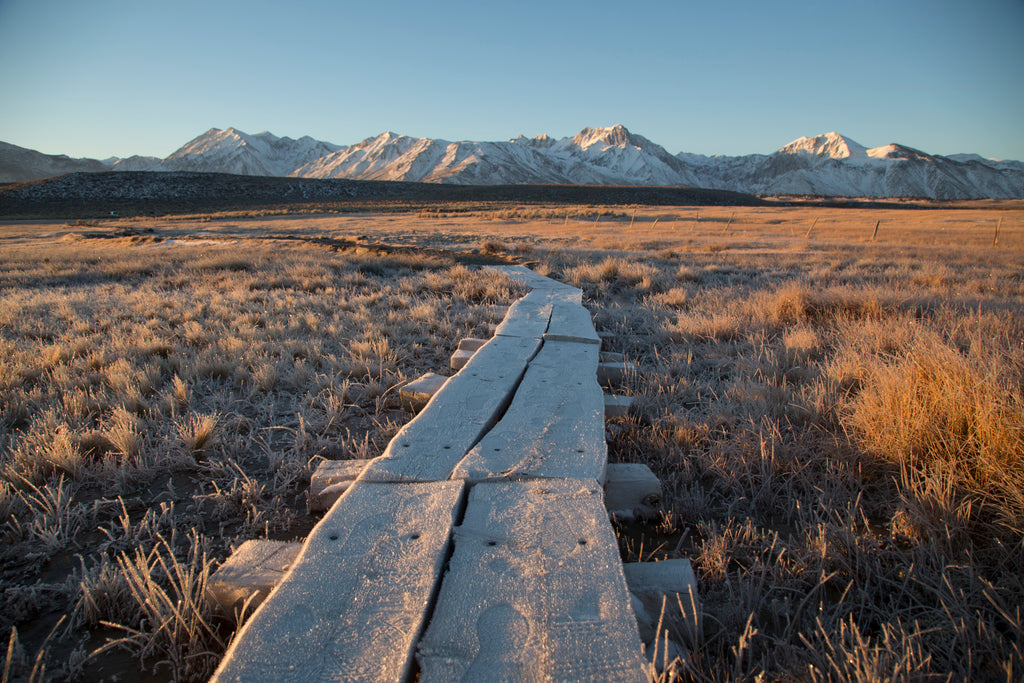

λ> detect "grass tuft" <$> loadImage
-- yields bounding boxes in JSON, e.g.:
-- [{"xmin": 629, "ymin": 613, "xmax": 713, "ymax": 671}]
[
  {"xmin": 87, "ymin": 532, "xmax": 223, "ymax": 680},
  {"xmin": 177, "ymin": 413, "xmax": 220, "ymax": 457},
  {"xmin": 847, "ymin": 331, "xmax": 1024, "ymax": 536}
]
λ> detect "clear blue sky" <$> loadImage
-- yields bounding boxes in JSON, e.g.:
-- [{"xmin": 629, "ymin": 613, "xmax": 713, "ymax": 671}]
[{"xmin": 1, "ymin": 0, "xmax": 1022, "ymax": 160}]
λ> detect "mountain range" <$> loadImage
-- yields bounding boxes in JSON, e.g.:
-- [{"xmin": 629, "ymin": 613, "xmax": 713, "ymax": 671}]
[{"xmin": 3, "ymin": 126, "xmax": 1022, "ymax": 200}]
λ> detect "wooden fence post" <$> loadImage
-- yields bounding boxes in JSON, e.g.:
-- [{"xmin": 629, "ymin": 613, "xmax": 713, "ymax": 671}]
[{"xmin": 805, "ymin": 217, "xmax": 818, "ymax": 239}]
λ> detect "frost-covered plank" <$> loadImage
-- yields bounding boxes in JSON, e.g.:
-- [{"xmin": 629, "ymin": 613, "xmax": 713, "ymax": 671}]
[
  {"xmin": 212, "ymin": 480, "xmax": 465, "ymax": 683},
  {"xmin": 452, "ymin": 340, "xmax": 607, "ymax": 483},
  {"xmin": 547, "ymin": 285, "xmax": 584, "ymax": 305},
  {"xmin": 208, "ymin": 540, "xmax": 302, "ymax": 619},
  {"xmin": 493, "ymin": 289, "xmax": 554, "ymax": 339},
  {"xmin": 623, "ymin": 559, "xmax": 698, "ymax": 602},
  {"xmin": 598, "ymin": 361, "xmax": 638, "ymax": 386},
  {"xmin": 604, "ymin": 394, "xmax": 634, "ymax": 419},
  {"xmin": 399, "ymin": 372, "xmax": 448, "ymax": 412},
  {"xmin": 450, "ymin": 348, "xmax": 473, "ymax": 372},
  {"xmin": 546, "ymin": 299, "xmax": 600, "ymax": 345},
  {"xmin": 451, "ymin": 337, "xmax": 489, "ymax": 372},
  {"xmin": 360, "ymin": 335, "xmax": 542, "ymax": 483},
  {"xmin": 605, "ymin": 463, "xmax": 662, "ymax": 521},
  {"xmin": 417, "ymin": 479, "xmax": 646, "ymax": 682},
  {"xmin": 487, "ymin": 265, "xmax": 580, "ymax": 292},
  {"xmin": 457, "ymin": 338, "xmax": 489, "ymax": 353},
  {"xmin": 623, "ymin": 559, "xmax": 701, "ymax": 655},
  {"xmin": 307, "ymin": 459, "xmax": 374, "ymax": 512}
]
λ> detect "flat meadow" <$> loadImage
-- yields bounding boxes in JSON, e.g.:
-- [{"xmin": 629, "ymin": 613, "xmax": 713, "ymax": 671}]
[{"xmin": 1, "ymin": 201, "xmax": 1022, "ymax": 681}]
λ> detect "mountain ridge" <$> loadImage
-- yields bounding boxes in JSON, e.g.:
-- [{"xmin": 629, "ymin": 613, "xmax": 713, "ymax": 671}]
[
  {"xmin": 2, "ymin": 126, "xmax": 1022, "ymax": 199},
  {"xmin": 0, "ymin": 141, "xmax": 110, "ymax": 184}
]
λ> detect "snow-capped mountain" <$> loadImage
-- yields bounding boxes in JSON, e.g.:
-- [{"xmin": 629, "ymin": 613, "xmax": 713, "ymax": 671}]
[
  {"xmin": 778, "ymin": 132, "xmax": 870, "ymax": 160},
  {"xmin": 208, "ymin": 126, "xmax": 1024, "ymax": 199},
  {"xmin": 295, "ymin": 125, "xmax": 704, "ymax": 186},
  {"xmin": 108, "ymin": 155, "xmax": 163, "ymax": 172},
  {"xmin": 947, "ymin": 153, "xmax": 1024, "ymax": 173},
  {"xmin": 156, "ymin": 128, "xmax": 342, "ymax": 177},
  {"xmin": 676, "ymin": 131, "xmax": 1024, "ymax": 199},
  {"xmin": 554, "ymin": 126, "xmax": 703, "ymax": 186},
  {"xmin": 2, "ymin": 126, "xmax": 1021, "ymax": 199},
  {"xmin": 295, "ymin": 132, "xmax": 452, "ymax": 182}
]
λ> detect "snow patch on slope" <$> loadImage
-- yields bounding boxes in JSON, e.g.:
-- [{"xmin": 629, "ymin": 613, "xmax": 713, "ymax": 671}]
[{"xmin": 778, "ymin": 132, "xmax": 869, "ymax": 160}]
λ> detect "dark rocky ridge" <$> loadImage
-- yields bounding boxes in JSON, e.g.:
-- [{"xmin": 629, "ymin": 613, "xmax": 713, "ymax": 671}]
[{"xmin": 0, "ymin": 171, "xmax": 766, "ymax": 219}]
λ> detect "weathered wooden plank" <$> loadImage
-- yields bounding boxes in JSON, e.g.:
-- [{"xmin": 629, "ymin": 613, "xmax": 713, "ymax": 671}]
[
  {"xmin": 451, "ymin": 338, "xmax": 490, "ymax": 371},
  {"xmin": 488, "ymin": 267, "xmax": 593, "ymax": 343},
  {"xmin": 417, "ymin": 479, "xmax": 647, "ymax": 682},
  {"xmin": 507, "ymin": 284, "xmax": 584, "ymax": 308},
  {"xmin": 450, "ymin": 348, "xmax": 473, "ymax": 372},
  {"xmin": 493, "ymin": 289, "xmax": 554, "ymax": 339},
  {"xmin": 452, "ymin": 340, "xmax": 607, "ymax": 484},
  {"xmin": 212, "ymin": 480, "xmax": 465, "ymax": 683},
  {"xmin": 547, "ymin": 286, "xmax": 584, "ymax": 305},
  {"xmin": 623, "ymin": 559, "xmax": 701, "ymax": 654},
  {"xmin": 307, "ymin": 459, "xmax": 374, "ymax": 512},
  {"xmin": 598, "ymin": 360, "xmax": 638, "ymax": 386},
  {"xmin": 605, "ymin": 463, "xmax": 662, "ymax": 521},
  {"xmin": 208, "ymin": 540, "xmax": 302, "ymax": 619},
  {"xmin": 535, "ymin": 285, "xmax": 597, "ymax": 345},
  {"xmin": 546, "ymin": 301, "xmax": 600, "ymax": 344},
  {"xmin": 604, "ymin": 394, "xmax": 634, "ymax": 419},
  {"xmin": 360, "ymin": 335, "xmax": 542, "ymax": 483},
  {"xmin": 623, "ymin": 559, "xmax": 698, "ymax": 601},
  {"xmin": 487, "ymin": 265, "xmax": 581, "ymax": 292},
  {"xmin": 399, "ymin": 372, "xmax": 448, "ymax": 412},
  {"xmin": 457, "ymin": 337, "xmax": 489, "ymax": 353}
]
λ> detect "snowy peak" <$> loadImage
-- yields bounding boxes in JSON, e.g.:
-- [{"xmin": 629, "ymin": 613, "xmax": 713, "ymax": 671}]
[
  {"xmin": 360, "ymin": 131, "xmax": 401, "ymax": 145},
  {"xmin": 866, "ymin": 143, "xmax": 931, "ymax": 161},
  {"xmin": 109, "ymin": 155, "xmax": 162, "ymax": 171},
  {"xmin": 292, "ymin": 131, "xmax": 451, "ymax": 182},
  {"xmin": 510, "ymin": 133, "xmax": 556, "ymax": 149},
  {"xmin": 571, "ymin": 124, "xmax": 649, "ymax": 151},
  {"xmin": 167, "ymin": 127, "xmax": 249, "ymax": 158},
  {"xmin": 353, "ymin": 131, "xmax": 420, "ymax": 152},
  {"xmin": 162, "ymin": 127, "xmax": 341, "ymax": 176},
  {"xmin": 778, "ymin": 132, "xmax": 868, "ymax": 159}
]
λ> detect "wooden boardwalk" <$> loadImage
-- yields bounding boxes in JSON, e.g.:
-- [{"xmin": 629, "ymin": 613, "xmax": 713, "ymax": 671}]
[{"xmin": 212, "ymin": 266, "xmax": 647, "ymax": 682}]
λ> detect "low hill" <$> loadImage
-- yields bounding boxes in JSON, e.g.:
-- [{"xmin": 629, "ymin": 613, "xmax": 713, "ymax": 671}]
[{"xmin": 0, "ymin": 171, "xmax": 765, "ymax": 219}]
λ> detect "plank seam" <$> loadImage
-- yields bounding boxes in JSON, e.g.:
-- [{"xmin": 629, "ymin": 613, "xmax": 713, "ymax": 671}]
[{"xmin": 405, "ymin": 482, "xmax": 471, "ymax": 683}]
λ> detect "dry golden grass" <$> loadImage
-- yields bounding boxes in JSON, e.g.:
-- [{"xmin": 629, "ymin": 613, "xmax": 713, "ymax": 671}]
[
  {"xmin": 1, "ymin": 203, "xmax": 1022, "ymax": 680},
  {"xmin": 546, "ymin": 210, "xmax": 1024, "ymax": 681},
  {"xmin": 0, "ymin": 230, "xmax": 525, "ymax": 680}
]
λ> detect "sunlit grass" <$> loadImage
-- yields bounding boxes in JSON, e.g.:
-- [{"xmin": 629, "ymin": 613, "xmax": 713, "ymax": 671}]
[
  {"xmin": 1, "ymin": 205, "xmax": 1022, "ymax": 680},
  {"xmin": 0, "ymin": 232, "xmax": 524, "ymax": 679}
]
